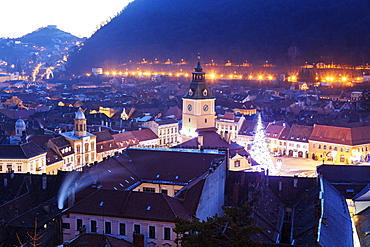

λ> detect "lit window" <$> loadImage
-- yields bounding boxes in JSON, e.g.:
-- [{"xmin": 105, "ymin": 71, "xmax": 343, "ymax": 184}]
[
  {"xmin": 143, "ymin": 187, "xmax": 155, "ymax": 193},
  {"xmin": 234, "ymin": 160, "xmax": 241, "ymax": 167}
]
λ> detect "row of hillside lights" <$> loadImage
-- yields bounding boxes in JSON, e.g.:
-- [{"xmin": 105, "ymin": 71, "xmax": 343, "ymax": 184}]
[
  {"xmin": 287, "ymin": 76, "xmax": 361, "ymax": 82},
  {"xmin": 97, "ymin": 71, "xmax": 275, "ymax": 80},
  {"xmin": 100, "ymin": 71, "xmax": 190, "ymax": 77},
  {"xmin": 320, "ymin": 77, "xmax": 362, "ymax": 82}
]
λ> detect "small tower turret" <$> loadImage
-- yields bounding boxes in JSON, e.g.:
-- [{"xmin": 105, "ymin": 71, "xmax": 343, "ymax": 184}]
[
  {"xmin": 74, "ymin": 108, "xmax": 86, "ymax": 137},
  {"xmin": 14, "ymin": 118, "xmax": 26, "ymax": 141}
]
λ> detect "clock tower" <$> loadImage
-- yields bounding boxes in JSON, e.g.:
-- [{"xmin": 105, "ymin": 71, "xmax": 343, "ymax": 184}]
[{"xmin": 182, "ymin": 59, "xmax": 216, "ymax": 136}]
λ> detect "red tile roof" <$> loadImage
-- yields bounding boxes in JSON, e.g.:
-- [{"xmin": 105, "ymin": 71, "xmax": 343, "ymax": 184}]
[
  {"xmin": 132, "ymin": 129, "xmax": 158, "ymax": 142},
  {"xmin": 286, "ymin": 124, "xmax": 313, "ymax": 143},
  {"xmin": 310, "ymin": 125, "xmax": 370, "ymax": 145},
  {"xmin": 93, "ymin": 130, "xmax": 114, "ymax": 142}
]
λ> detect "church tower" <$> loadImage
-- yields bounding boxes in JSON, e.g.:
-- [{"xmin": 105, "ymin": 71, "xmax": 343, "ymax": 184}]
[
  {"xmin": 14, "ymin": 118, "xmax": 26, "ymax": 141},
  {"xmin": 74, "ymin": 108, "xmax": 87, "ymax": 137},
  {"xmin": 182, "ymin": 58, "xmax": 216, "ymax": 136}
]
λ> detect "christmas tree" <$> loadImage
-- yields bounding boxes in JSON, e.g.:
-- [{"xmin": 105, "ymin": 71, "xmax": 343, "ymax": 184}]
[{"xmin": 250, "ymin": 113, "xmax": 276, "ymax": 174}]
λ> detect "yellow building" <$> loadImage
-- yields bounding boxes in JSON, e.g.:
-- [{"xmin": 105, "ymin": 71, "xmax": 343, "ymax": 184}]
[
  {"xmin": 309, "ymin": 125, "xmax": 370, "ymax": 164},
  {"xmin": 0, "ymin": 142, "xmax": 47, "ymax": 174},
  {"xmin": 216, "ymin": 113, "xmax": 245, "ymax": 142},
  {"xmin": 142, "ymin": 119, "xmax": 178, "ymax": 147},
  {"xmin": 48, "ymin": 109, "xmax": 97, "ymax": 171}
]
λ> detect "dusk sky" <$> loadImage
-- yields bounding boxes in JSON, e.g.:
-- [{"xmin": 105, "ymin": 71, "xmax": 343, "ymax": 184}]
[{"xmin": 0, "ymin": 0, "xmax": 133, "ymax": 38}]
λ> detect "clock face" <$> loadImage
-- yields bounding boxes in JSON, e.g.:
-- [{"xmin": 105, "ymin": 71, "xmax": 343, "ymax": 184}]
[
  {"xmin": 203, "ymin": 104, "xmax": 209, "ymax": 111},
  {"xmin": 187, "ymin": 104, "xmax": 192, "ymax": 111}
]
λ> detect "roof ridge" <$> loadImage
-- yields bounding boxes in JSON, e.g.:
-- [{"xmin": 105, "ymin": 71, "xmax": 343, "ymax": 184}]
[
  {"xmin": 67, "ymin": 188, "xmax": 100, "ymax": 211},
  {"xmin": 121, "ymin": 190, "xmax": 132, "ymax": 213},
  {"xmin": 161, "ymin": 193, "xmax": 192, "ymax": 220}
]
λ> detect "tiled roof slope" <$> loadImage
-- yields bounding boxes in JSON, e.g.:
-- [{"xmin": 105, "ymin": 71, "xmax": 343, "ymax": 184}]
[
  {"xmin": 82, "ymin": 148, "xmax": 225, "ymax": 190},
  {"xmin": 0, "ymin": 142, "xmax": 45, "ymax": 158},
  {"xmin": 132, "ymin": 128, "xmax": 158, "ymax": 141},
  {"xmin": 125, "ymin": 148, "xmax": 225, "ymax": 184},
  {"xmin": 318, "ymin": 178, "xmax": 353, "ymax": 247},
  {"xmin": 309, "ymin": 125, "xmax": 370, "ymax": 145},
  {"xmin": 68, "ymin": 189, "xmax": 192, "ymax": 222},
  {"xmin": 93, "ymin": 130, "xmax": 114, "ymax": 142},
  {"xmin": 286, "ymin": 124, "xmax": 313, "ymax": 143}
]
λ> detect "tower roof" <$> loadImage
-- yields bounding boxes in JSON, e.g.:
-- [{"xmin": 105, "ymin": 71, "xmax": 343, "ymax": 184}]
[
  {"xmin": 75, "ymin": 108, "xmax": 86, "ymax": 120},
  {"xmin": 183, "ymin": 60, "xmax": 215, "ymax": 99},
  {"xmin": 15, "ymin": 118, "xmax": 26, "ymax": 128}
]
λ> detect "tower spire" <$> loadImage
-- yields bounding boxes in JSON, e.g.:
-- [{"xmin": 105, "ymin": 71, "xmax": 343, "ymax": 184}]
[{"xmin": 195, "ymin": 53, "xmax": 202, "ymax": 71}]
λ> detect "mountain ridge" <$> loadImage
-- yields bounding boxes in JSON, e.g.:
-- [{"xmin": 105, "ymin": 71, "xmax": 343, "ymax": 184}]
[{"xmin": 67, "ymin": 0, "xmax": 370, "ymax": 74}]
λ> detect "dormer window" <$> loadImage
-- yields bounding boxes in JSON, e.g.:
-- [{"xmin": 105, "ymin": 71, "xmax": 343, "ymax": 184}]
[
  {"xmin": 189, "ymin": 89, "xmax": 193, "ymax": 96},
  {"xmin": 203, "ymin": 89, "xmax": 208, "ymax": 96}
]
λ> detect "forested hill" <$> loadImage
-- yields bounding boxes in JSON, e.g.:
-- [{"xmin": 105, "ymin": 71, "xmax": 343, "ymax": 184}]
[
  {"xmin": 68, "ymin": 0, "xmax": 370, "ymax": 74},
  {"xmin": 19, "ymin": 26, "xmax": 82, "ymax": 47}
]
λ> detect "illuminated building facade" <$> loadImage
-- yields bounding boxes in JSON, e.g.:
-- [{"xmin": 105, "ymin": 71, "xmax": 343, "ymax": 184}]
[
  {"xmin": 309, "ymin": 125, "xmax": 370, "ymax": 164},
  {"xmin": 47, "ymin": 108, "xmax": 97, "ymax": 171},
  {"xmin": 182, "ymin": 60, "xmax": 216, "ymax": 136}
]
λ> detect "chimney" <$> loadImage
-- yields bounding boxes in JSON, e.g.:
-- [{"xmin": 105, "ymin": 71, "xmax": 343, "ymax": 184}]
[
  {"xmin": 232, "ymin": 182, "xmax": 240, "ymax": 205},
  {"xmin": 21, "ymin": 131, "xmax": 27, "ymax": 143},
  {"xmin": 27, "ymin": 172, "xmax": 32, "ymax": 184},
  {"xmin": 133, "ymin": 233, "xmax": 144, "ymax": 247},
  {"xmin": 10, "ymin": 170, "xmax": 14, "ymax": 179},
  {"xmin": 42, "ymin": 173, "xmax": 47, "ymax": 190},
  {"xmin": 305, "ymin": 188, "xmax": 310, "ymax": 202},
  {"xmin": 4, "ymin": 176, "xmax": 8, "ymax": 187},
  {"xmin": 224, "ymin": 131, "xmax": 230, "ymax": 143},
  {"xmin": 278, "ymin": 180, "xmax": 282, "ymax": 191},
  {"xmin": 197, "ymin": 135, "xmax": 203, "ymax": 149}
]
